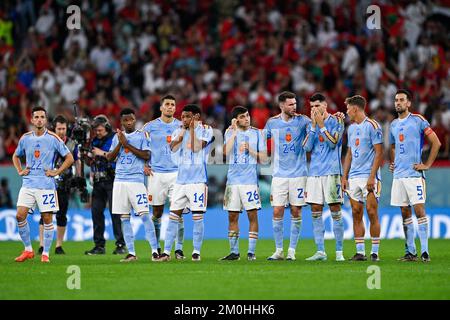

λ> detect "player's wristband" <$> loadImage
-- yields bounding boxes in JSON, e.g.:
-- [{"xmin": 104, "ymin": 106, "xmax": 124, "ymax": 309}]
[{"xmin": 320, "ymin": 127, "xmax": 328, "ymax": 133}]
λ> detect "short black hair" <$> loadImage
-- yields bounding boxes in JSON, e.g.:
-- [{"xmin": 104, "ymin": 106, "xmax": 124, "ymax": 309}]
[
  {"xmin": 120, "ymin": 108, "xmax": 135, "ymax": 117},
  {"xmin": 31, "ymin": 106, "xmax": 47, "ymax": 116},
  {"xmin": 182, "ymin": 104, "xmax": 201, "ymax": 115},
  {"xmin": 231, "ymin": 106, "xmax": 248, "ymax": 119},
  {"xmin": 53, "ymin": 115, "xmax": 67, "ymax": 125},
  {"xmin": 278, "ymin": 91, "xmax": 296, "ymax": 103},
  {"xmin": 396, "ymin": 89, "xmax": 412, "ymax": 101},
  {"xmin": 309, "ymin": 93, "xmax": 326, "ymax": 102},
  {"xmin": 161, "ymin": 94, "xmax": 176, "ymax": 104},
  {"xmin": 345, "ymin": 95, "xmax": 366, "ymax": 109}
]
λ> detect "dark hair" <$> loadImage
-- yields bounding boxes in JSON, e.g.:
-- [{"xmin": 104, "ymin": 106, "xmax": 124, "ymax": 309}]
[
  {"xmin": 120, "ymin": 108, "xmax": 135, "ymax": 117},
  {"xmin": 231, "ymin": 106, "xmax": 248, "ymax": 119},
  {"xmin": 396, "ymin": 89, "xmax": 412, "ymax": 101},
  {"xmin": 161, "ymin": 94, "xmax": 176, "ymax": 104},
  {"xmin": 278, "ymin": 91, "xmax": 296, "ymax": 103},
  {"xmin": 92, "ymin": 115, "xmax": 112, "ymax": 131},
  {"xmin": 345, "ymin": 95, "xmax": 366, "ymax": 109},
  {"xmin": 53, "ymin": 115, "xmax": 67, "ymax": 126},
  {"xmin": 31, "ymin": 106, "xmax": 47, "ymax": 116},
  {"xmin": 309, "ymin": 93, "xmax": 326, "ymax": 102},
  {"xmin": 182, "ymin": 104, "xmax": 201, "ymax": 115}
]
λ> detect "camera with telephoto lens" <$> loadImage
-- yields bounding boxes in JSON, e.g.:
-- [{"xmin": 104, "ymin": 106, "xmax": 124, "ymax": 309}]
[
  {"xmin": 71, "ymin": 117, "xmax": 91, "ymax": 152},
  {"xmin": 70, "ymin": 101, "xmax": 91, "ymax": 202}
]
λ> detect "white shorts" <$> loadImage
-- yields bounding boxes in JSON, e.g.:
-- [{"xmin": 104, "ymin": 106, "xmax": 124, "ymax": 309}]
[
  {"xmin": 306, "ymin": 175, "xmax": 344, "ymax": 205},
  {"xmin": 147, "ymin": 171, "xmax": 177, "ymax": 206},
  {"xmin": 391, "ymin": 177, "xmax": 426, "ymax": 207},
  {"xmin": 17, "ymin": 188, "xmax": 59, "ymax": 213},
  {"xmin": 347, "ymin": 177, "xmax": 381, "ymax": 203},
  {"xmin": 112, "ymin": 181, "xmax": 149, "ymax": 215},
  {"xmin": 270, "ymin": 176, "xmax": 307, "ymax": 207},
  {"xmin": 170, "ymin": 183, "xmax": 208, "ymax": 212},
  {"xmin": 223, "ymin": 184, "xmax": 261, "ymax": 212}
]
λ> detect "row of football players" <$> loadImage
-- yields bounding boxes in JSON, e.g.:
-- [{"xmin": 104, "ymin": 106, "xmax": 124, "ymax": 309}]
[
  {"xmin": 12, "ymin": 89, "xmax": 440, "ymax": 263},
  {"xmin": 139, "ymin": 91, "xmax": 439, "ymax": 263}
]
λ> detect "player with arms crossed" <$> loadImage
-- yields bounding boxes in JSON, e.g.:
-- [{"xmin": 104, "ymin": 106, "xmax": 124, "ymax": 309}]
[
  {"xmin": 142, "ymin": 94, "xmax": 186, "ymax": 259},
  {"xmin": 303, "ymin": 93, "xmax": 345, "ymax": 261},
  {"xmin": 107, "ymin": 108, "xmax": 160, "ymax": 262},
  {"xmin": 13, "ymin": 106, "xmax": 74, "ymax": 263},
  {"xmin": 265, "ymin": 91, "xmax": 311, "ymax": 261},
  {"xmin": 342, "ymin": 95, "xmax": 383, "ymax": 261},
  {"xmin": 389, "ymin": 89, "xmax": 441, "ymax": 262},
  {"xmin": 220, "ymin": 106, "xmax": 267, "ymax": 261},
  {"xmin": 159, "ymin": 104, "xmax": 214, "ymax": 262}
]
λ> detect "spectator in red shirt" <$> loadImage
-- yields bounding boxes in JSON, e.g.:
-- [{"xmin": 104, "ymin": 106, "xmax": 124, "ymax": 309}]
[{"xmin": 251, "ymin": 98, "xmax": 271, "ymax": 129}]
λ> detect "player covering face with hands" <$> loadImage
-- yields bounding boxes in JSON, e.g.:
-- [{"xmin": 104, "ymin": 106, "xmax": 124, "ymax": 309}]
[
  {"xmin": 159, "ymin": 104, "xmax": 214, "ymax": 262},
  {"xmin": 303, "ymin": 93, "xmax": 345, "ymax": 262}
]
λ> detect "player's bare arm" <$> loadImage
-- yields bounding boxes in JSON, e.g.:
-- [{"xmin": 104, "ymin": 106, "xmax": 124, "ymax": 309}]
[
  {"xmin": 342, "ymin": 148, "xmax": 352, "ymax": 191},
  {"xmin": 170, "ymin": 127, "xmax": 186, "ymax": 152},
  {"xmin": 389, "ymin": 143, "xmax": 395, "ymax": 172},
  {"xmin": 122, "ymin": 143, "xmax": 150, "ymax": 161},
  {"xmin": 12, "ymin": 152, "xmax": 30, "ymax": 176},
  {"xmin": 414, "ymin": 131, "xmax": 441, "ymax": 171},
  {"xmin": 143, "ymin": 164, "xmax": 153, "ymax": 176},
  {"xmin": 106, "ymin": 136, "xmax": 122, "ymax": 162},
  {"xmin": 367, "ymin": 144, "xmax": 383, "ymax": 192},
  {"xmin": 190, "ymin": 119, "xmax": 208, "ymax": 153},
  {"xmin": 223, "ymin": 119, "xmax": 238, "ymax": 156}
]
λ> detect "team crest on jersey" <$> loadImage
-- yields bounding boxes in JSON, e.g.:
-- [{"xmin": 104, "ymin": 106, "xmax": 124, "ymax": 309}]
[
  {"xmin": 148, "ymin": 195, "xmax": 152, "ymax": 202},
  {"xmin": 166, "ymin": 135, "xmax": 172, "ymax": 143},
  {"xmin": 285, "ymin": 133, "xmax": 292, "ymax": 142},
  {"xmin": 355, "ymin": 138, "xmax": 360, "ymax": 146},
  {"xmin": 239, "ymin": 143, "xmax": 245, "ymax": 153},
  {"xmin": 399, "ymin": 134, "xmax": 404, "ymax": 142},
  {"xmin": 34, "ymin": 150, "xmax": 40, "ymax": 158},
  {"xmin": 124, "ymin": 148, "xmax": 130, "ymax": 153},
  {"xmin": 319, "ymin": 135, "xmax": 324, "ymax": 142}
]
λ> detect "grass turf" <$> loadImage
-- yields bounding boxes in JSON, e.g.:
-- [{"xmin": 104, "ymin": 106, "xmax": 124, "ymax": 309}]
[{"xmin": 0, "ymin": 239, "xmax": 449, "ymax": 300}]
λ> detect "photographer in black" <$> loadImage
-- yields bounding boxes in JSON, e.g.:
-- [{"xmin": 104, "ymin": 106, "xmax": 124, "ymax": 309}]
[
  {"xmin": 82, "ymin": 115, "xmax": 126, "ymax": 255},
  {"xmin": 38, "ymin": 115, "xmax": 82, "ymax": 254}
]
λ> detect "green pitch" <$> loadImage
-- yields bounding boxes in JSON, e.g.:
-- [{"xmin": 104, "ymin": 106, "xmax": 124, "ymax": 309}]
[{"xmin": 1, "ymin": 239, "xmax": 449, "ymax": 300}]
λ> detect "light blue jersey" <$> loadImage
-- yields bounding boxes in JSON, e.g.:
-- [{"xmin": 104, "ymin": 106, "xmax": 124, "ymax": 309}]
[
  {"xmin": 348, "ymin": 118, "xmax": 383, "ymax": 179},
  {"xmin": 110, "ymin": 130, "xmax": 151, "ymax": 184},
  {"xmin": 142, "ymin": 117, "xmax": 181, "ymax": 173},
  {"xmin": 264, "ymin": 114, "xmax": 311, "ymax": 178},
  {"xmin": 172, "ymin": 123, "xmax": 214, "ymax": 184},
  {"xmin": 15, "ymin": 129, "xmax": 70, "ymax": 190},
  {"xmin": 389, "ymin": 113, "xmax": 432, "ymax": 179},
  {"xmin": 225, "ymin": 127, "xmax": 266, "ymax": 185},
  {"xmin": 303, "ymin": 114, "xmax": 344, "ymax": 176}
]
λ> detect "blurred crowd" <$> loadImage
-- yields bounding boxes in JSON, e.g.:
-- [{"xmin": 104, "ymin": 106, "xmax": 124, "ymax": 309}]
[{"xmin": 0, "ymin": 0, "xmax": 449, "ymax": 164}]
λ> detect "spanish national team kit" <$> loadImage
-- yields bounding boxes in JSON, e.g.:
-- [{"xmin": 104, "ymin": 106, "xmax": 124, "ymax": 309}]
[
  {"xmin": 142, "ymin": 118, "xmax": 181, "ymax": 205},
  {"xmin": 223, "ymin": 126, "xmax": 265, "ymax": 212},
  {"xmin": 347, "ymin": 117, "xmax": 383, "ymax": 202},
  {"xmin": 16, "ymin": 129, "xmax": 70, "ymax": 212}
]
